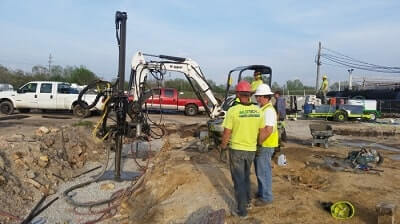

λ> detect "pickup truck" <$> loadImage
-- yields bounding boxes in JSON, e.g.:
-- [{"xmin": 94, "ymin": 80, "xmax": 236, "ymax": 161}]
[
  {"xmin": 0, "ymin": 81, "xmax": 103, "ymax": 117},
  {"xmin": 144, "ymin": 88, "xmax": 207, "ymax": 116}
]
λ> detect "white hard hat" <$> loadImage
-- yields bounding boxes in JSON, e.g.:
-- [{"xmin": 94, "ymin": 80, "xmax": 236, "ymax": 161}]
[{"xmin": 254, "ymin": 84, "xmax": 274, "ymax": 96}]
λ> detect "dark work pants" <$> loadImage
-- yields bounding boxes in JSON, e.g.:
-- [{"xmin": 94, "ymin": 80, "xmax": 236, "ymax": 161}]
[{"xmin": 229, "ymin": 149, "xmax": 255, "ymax": 216}]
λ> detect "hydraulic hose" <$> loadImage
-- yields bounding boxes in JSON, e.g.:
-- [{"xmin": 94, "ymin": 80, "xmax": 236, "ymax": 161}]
[{"xmin": 77, "ymin": 80, "xmax": 111, "ymax": 110}]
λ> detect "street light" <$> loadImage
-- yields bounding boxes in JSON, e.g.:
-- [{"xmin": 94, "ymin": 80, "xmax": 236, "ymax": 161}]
[{"xmin": 348, "ymin": 69, "xmax": 354, "ymax": 90}]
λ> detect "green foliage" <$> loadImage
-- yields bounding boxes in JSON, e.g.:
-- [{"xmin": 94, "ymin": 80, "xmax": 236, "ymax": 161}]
[
  {"xmin": 68, "ymin": 66, "xmax": 97, "ymax": 85},
  {"xmin": 271, "ymin": 81, "xmax": 282, "ymax": 91},
  {"xmin": 0, "ymin": 64, "xmax": 99, "ymax": 88},
  {"xmin": 72, "ymin": 120, "xmax": 94, "ymax": 127},
  {"xmin": 283, "ymin": 79, "xmax": 315, "ymax": 95}
]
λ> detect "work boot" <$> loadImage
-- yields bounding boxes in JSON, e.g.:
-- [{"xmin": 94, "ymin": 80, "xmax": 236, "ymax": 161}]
[
  {"xmin": 254, "ymin": 199, "xmax": 273, "ymax": 207},
  {"xmin": 232, "ymin": 210, "xmax": 248, "ymax": 219}
]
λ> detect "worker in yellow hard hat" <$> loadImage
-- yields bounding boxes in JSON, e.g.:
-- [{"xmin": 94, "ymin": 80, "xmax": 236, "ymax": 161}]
[
  {"xmin": 251, "ymin": 71, "xmax": 264, "ymax": 92},
  {"xmin": 319, "ymin": 74, "xmax": 329, "ymax": 104}
]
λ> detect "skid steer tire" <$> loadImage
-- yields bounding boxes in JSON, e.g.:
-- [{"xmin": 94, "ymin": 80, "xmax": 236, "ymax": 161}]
[{"xmin": 334, "ymin": 111, "xmax": 347, "ymax": 122}]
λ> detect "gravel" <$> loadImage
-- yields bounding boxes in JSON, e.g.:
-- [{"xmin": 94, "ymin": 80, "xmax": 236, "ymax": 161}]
[{"xmin": 32, "ymin": 139, "xmax": 163, "ymax": 224}]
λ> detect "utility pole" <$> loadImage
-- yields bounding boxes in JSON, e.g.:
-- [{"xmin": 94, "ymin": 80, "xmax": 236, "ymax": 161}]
[
  {"xmin": 348, "ymin": 68, "xmax": 354, "ymax": 90},
  {"xmin": 338, "ymin": 81, "xmax": 341, "ymax": 91},
  {"xmin": 315, "ymin": 41, "xmax": 322, "ymax": 91},
  {"xmin": 48, "ymin": 54, "xmax": 52, "ymax": 76}
]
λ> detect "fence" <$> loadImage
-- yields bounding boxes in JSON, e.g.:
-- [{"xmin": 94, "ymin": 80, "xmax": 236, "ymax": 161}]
[{"xmin": 378, "ymin": 100, "xmax": 400, "ymax": 114}]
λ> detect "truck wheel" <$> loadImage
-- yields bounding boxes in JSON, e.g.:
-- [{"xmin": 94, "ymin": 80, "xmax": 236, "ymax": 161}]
[
  {"xmin": 73, "ymin": 104, "xmax": 91, "ymax": 118},
  {"xmin": 18, "ymin": 108, "xmax": 30, "ymax": 113},
  {"xmin": 369, "ymin": 112, "xmax": 377, "ymax": 121},
  {"xmin": 0, "ymin": 101, "xmax": 14, "ymax": 115},
  {"xmin": 185, "ymin": 104, "xmax": 198, "ymax": 116},
  {"xmin": 334, "ymin": 111, "xmax": 347, "ymax": 122}
]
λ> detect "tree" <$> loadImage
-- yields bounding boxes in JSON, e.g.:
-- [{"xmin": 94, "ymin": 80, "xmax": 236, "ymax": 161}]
[
  {"xmin": 271, "ymin": 82, "xmax": 281, "ymax": 91},
  {"xmin": 68, "ymin": 66, "xmax": 98, "ymax": 85},
  {"xmin": 286, "ymin": 79, "xmax": 304, "ymax": 90},
  {"xmin": 32, "ymin": 65, "xmax": 48, "ymax": 75}
]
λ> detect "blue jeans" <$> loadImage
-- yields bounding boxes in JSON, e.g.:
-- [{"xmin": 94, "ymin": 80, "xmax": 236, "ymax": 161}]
[
  {"xmin": 254, "ymin": 147, "xmax": 274, "ymax": 202},
  {"xmin": 229, "ymin": 149, "xmax": 256, "ymax": 216}
]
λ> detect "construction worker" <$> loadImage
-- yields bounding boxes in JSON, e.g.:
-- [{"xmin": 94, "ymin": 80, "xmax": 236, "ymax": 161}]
[
  {"xmin": 273, "ymin": 90, "xmax": 287, "ymax": 154},
  {"xmin": 274, "ymin": 91, "xmax": 286, "ymax": 121},
  {"xmin": 319, "ymin": 74, "xmax": 329, "ymax": 104},
  {"xmin": 251, "ymin": 71, "xmax": 263, "ymax": 92},
  {"xmin": 220, "ymin": 80, "xmax": 265, "ymax": 218},
  {"xmin": 253, "ymin": 83, "xmax": 279, "ymax": 206}
]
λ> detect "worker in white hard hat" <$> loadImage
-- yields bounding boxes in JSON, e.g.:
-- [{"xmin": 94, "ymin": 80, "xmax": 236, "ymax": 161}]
[
  {"xmin": 253, "ymin": 83, "xmax": 278, "ymax": 207},
  {"xmin": 319, "ymin": 75, "xmax": 329, "ymax": 104}
]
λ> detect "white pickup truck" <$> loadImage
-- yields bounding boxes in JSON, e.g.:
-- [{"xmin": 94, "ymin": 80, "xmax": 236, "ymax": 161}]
[{"xmin": 0, "ymin": 81, "xmax": 103, "ymax": 117}]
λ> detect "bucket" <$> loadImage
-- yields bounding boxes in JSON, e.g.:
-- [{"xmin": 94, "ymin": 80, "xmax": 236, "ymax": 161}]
[{"xmin": 304, "ymin": 103, "xmax": 313, "ymax": 114}]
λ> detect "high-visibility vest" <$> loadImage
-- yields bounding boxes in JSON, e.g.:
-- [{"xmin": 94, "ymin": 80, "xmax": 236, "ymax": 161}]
[{"xmin": 260, "ymin": 103, "xmax": 279, "ymax": 148}]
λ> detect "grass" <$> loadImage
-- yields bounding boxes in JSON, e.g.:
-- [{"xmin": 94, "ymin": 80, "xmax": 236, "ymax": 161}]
[{"xmin": 72, "ymin": 120, "xmax": 94, "ymax": 128}]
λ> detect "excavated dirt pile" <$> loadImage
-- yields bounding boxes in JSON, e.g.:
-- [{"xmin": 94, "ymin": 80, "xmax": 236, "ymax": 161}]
[
  {"xmin": 121, "ymin": 134, "xmax": 400, "ymax": 224},
  {"xmin": 0, "ymin": 125, "xmax": 107, "ymax": 223}
]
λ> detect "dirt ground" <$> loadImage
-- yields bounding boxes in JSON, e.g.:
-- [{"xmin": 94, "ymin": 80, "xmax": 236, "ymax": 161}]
[
  {"xmin": 0, "ymin": 112, "xmax": 400, "ymax": 223},
  {"xmin": 120, "ymin": 120, "xmax": 400, "ymax": 224}
]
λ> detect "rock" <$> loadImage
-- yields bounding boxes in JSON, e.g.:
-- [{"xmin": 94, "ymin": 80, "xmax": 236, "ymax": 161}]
[
  {"xmin": 50, "ymin": 128, "xmax": 60, "ymax": 133},
  {"xmin": 0, "ymin": 156, "xmax": 5, "ymax": 170},
  {"xmin": 38, "ymin": 126, "xmax": 50, "ymax": 134},
  {"xmin": 15, "ymin": 159, "xmax": 29, "ymax": 170},
  {"xmin": 0, "ymin": 139, "xmax": 8, "ymax": 149},
  {"xmin": 43, "ymin": 137, "xmax": 55, "ymax": 147},
  {"xmin": 0, "ymin": 175, "xmax": 7, "ymax": 185},
  {"xmin": 26, "ymin": 171, "xmax": 36, "ymax": 179},
  {"xmin": 24, "ymin": 136, "xmax": 37, "ymax": 142},
  {"xmin": 40, "ymin": 155, "xmax": 49, "ymax": 162},
  {"xmin": 38, "ymin": 156, "xmax": 49, "ymax": 168},
  {"xmin": 100, "ymin": 183, "xmax": 115, "ymax": 190},
  {"xmin": 184, "ymin": 156, "xmax": 191, "ymax": 161},
  {"xmin": 6, "ymin": 134, "xmax": 24, "ymax": 142},
  {"xmin": 12, "ymin": 186, "xmax": 21, "ymax": 194},
  {"xmin": 24, "ymin": 178, "xmax": 42, "ymax": 189},
  {"xmin": 38, "ymin": 160, "xmax": 48, "ymax": 168}
]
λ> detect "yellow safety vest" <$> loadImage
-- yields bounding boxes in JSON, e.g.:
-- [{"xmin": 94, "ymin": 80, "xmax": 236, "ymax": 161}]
[
  {"xmin": 251, "ymin": 80, "xmax": 263, "ymax": 92},
  {"xmin": 260, "ymin": 103, "xmax": 279, "ymax": 148},
  {"xmin": 222, "ymin": 104, "xmax": 264, "ymax": 151}
]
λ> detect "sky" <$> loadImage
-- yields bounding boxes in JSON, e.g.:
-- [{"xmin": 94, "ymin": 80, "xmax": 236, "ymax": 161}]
[{"xmin": 1, "ymin": 0, "xmax": 400, "ymax": 87}]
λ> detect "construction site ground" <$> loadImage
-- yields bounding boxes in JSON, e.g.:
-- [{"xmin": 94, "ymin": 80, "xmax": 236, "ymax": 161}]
[{"xmin": 0, "ymin": 112, "xmax": 399, "ymax": 224}]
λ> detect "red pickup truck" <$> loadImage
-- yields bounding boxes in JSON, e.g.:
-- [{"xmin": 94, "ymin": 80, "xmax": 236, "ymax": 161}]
[{"xmin": 144, "ymin": 88, "xmax": 206, "ymax": 116}]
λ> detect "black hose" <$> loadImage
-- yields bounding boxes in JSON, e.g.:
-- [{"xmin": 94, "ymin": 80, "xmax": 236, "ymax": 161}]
[
  {"xmin": 63, "ymin": 144, "xmax": 112, "ymax": 207},
  {"xmin": 77, "ymin": 80, "xmax": 110, "ymax": 110}
]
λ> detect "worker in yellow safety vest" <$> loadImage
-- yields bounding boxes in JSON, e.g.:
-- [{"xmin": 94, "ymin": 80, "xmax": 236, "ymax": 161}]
[
  {"xmin": 319, "ymin": 74, "xmax": 329, "ymax": 104},
  {"xmin": 251, "ymin": 71, "xmax": 263, "ymax": 92},
  {"xmin": 220, "ymin": 80, "xmax": 265, "ymax": 218},
  {"xmin": 253, "ymin": 83, "xmax": 279, "ymax": 207}
]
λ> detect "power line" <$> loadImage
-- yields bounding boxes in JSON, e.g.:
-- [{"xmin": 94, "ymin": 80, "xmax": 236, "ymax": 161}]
[{"xmin": 320, "ymin": 46, "xmax": 400, "ymax": 73}]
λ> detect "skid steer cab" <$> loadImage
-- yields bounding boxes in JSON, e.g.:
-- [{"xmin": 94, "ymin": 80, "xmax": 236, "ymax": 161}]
[{"xmin": 208, "ymin": 65, "xmax": 272, "ymax": 145}]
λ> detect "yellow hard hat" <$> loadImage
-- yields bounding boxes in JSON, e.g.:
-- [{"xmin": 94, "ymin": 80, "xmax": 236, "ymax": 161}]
[
  {"xmin": 330, "ymin": 201, "xmax": 355, "ymax": 220},
  {"xmin": 323, "ymin": 75, "xmax": 328, "ymax": 79}
]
